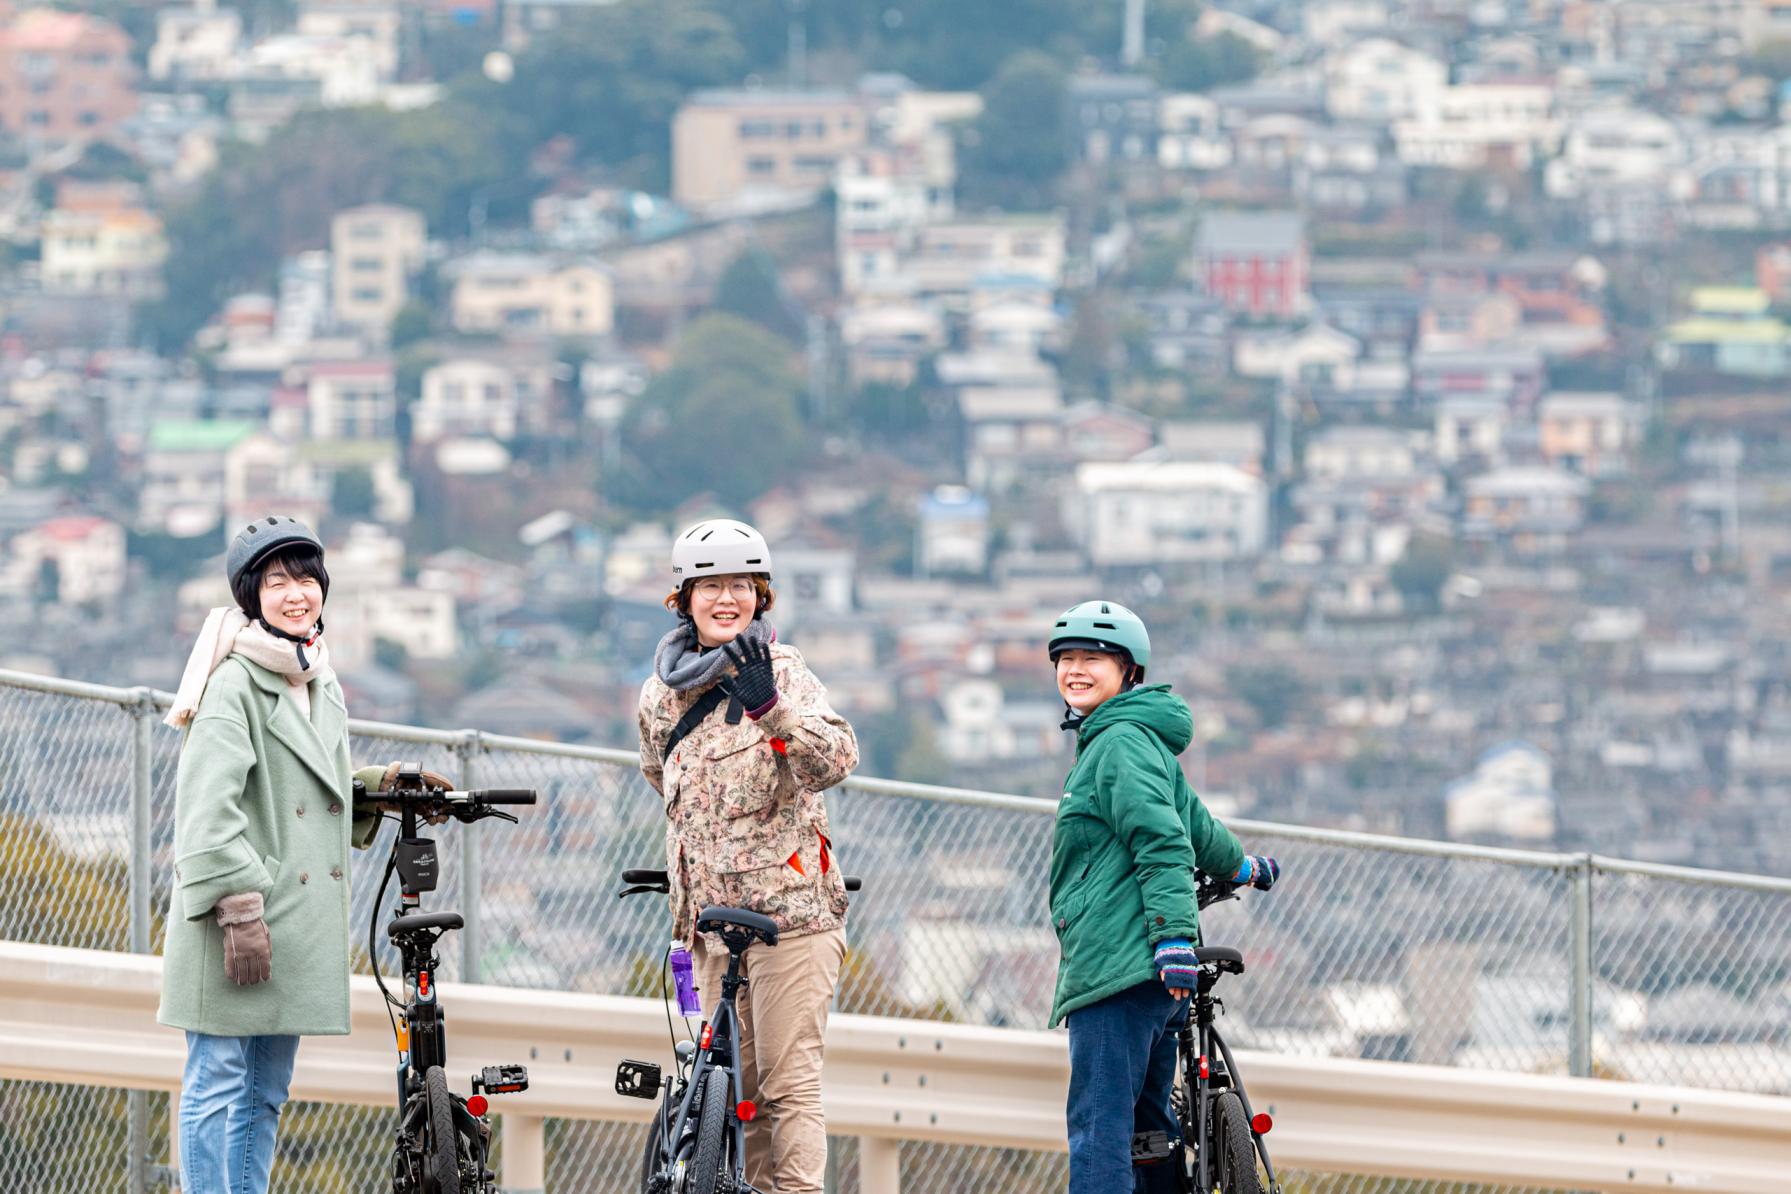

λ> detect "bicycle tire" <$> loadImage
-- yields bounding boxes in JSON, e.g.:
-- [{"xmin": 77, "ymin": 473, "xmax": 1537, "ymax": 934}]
[
  {"xmin": 686, "ymin": 1070, "xmax": 730, "ymax": 1194},
  {"xmin": 1213, "ymin": 1091, "xmax": 1262, "ymax": 1194},
  {"xmin": 423, "ymin": 1066, "xmax": 463, "ymax": 1194}
]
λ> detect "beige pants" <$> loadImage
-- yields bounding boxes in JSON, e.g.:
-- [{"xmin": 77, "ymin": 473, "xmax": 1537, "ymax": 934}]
[{"xmin": 691, "ymin": 926, "xmax": 846, "ymax": 1194}]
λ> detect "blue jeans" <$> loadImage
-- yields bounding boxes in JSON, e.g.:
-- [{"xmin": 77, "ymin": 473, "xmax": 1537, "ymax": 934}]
[
  {"xmin": 180, "ymin": 1032, "xmax": 301, "ymax": 1194},
  {"xmin": 1066, "ymin": 980, "xmax": 1188, "ymax": 1194}
]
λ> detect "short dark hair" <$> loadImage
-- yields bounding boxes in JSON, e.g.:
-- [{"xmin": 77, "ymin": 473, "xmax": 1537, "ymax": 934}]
[{"xmin": 232, "ymin": 543, "xmax": 330, "ymax": 619}]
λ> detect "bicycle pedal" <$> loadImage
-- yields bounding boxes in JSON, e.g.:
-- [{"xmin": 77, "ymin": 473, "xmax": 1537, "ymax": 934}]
[
  {"xmin": 472, "ymin": 1063, "xmax": 529, "ymax": 1095},
  {"xmin": 1131, "ymin": 1129, "xmax": 1176, "ymax": 1164},
  {"xmin": 615, "ymin": 1059, "xmax": 663, "ymax": 1100}
]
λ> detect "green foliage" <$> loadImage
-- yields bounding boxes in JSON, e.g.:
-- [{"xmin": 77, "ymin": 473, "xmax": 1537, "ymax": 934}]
[
  {"xmin": 959, "ymin": 51, "xmax": 1070, "ymax": 210},
  {"xmin": 712, "ymin": 249, "xmax": 802, "ymax": 342},
  {"xmin": 1225, "ymin": 663, "xmax": 1307, "ymax": 730},
  {"xmin": 609, "ymin": 314, "xmax": 810, "ymax": 510},
  {"xmin": 331, "ymin": 466, "xmax": 378, "ymax": 520},
  {"xmin": 128, "ymin": 527, "xmax": 222, "ymax": 581},
  {"xmin": 388, "ymin": 300, "xmax": 435, "ymax": 351},
  {"xmin": 1156, "ymin": 30, "xmax": 1263, "ymax": 93},
  {"xmin": 1389, "ymin": 534, "xmax": 1454, "ymax": 613}
]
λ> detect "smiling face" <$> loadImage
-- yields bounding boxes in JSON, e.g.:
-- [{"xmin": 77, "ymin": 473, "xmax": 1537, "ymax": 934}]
[
  {"xmin": 259, "ymin": 560, "xmax": 323, "ymax": 638},
  {"xmin": 689, "ymin": 573, "xmax": 759, "ymax": 648},
  {"xmin": 1056, "ymin": 649, "xmax": 1129, "ymax": 714}
]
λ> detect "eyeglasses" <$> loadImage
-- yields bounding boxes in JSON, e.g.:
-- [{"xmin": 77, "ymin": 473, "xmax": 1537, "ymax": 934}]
[{"xmin": 692, "ymin": 579, "xmax": 757, "ymax": 601}]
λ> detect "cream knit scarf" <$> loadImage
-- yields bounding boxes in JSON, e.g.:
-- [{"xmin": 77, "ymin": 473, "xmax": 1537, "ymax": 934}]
[{"xmin": 165, "ymin": 607, "xmax": 332, "ymax": 729}]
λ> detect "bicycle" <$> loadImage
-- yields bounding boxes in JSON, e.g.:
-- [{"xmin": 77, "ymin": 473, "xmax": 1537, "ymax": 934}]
[
  {"xmin": 359, "ymin": 763, "xmax": 538, "ymax": 1194},
  {"xmin": 1137, "ymin": 871, "xmax": 1284, "ymax": 1194},
  {"xmin": 613, "ymin": 866, "xmax": 863, "ymax": 1194}
]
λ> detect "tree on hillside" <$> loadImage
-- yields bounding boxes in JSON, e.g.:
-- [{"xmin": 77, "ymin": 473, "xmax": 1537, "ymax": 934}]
[
  {"xmin": 958, "ymin": 51, "xmax": 1070, "ymax": 210},
  {"xmin": 713, "ymin": 248, "xmax": 804, "ymax": 342},
  {"xmin": 609, "ymin": 314, "xmax": 810, "ymax": 510}
]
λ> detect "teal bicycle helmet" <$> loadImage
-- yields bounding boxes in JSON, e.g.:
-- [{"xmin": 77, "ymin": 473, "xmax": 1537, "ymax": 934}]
[{"xmin": 1048, "ymin": 600, "xmax": 1151, "ymax": 681}]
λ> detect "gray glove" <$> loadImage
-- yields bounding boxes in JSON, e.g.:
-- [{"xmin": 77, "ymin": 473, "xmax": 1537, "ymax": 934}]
[{"xmin": 216, "ymin": 891, "xmax": 272, "ymax": 986}]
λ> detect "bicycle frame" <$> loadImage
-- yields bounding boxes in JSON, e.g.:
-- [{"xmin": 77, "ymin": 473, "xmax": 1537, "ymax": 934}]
[{"xmin": 653, "ymin": 938, "xmax": 751, "ymax": 1189}]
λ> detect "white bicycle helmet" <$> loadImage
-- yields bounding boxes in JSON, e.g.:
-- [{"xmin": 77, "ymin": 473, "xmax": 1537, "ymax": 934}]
[{"xmin": 672, "ymin": 519, "xmax": 773, "ymax": 580}]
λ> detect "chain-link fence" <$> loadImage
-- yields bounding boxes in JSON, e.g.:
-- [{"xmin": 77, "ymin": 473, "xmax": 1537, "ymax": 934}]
[{"xmin": 2, "ymin": 669, "xmax": 1786, "ymax": 1191}]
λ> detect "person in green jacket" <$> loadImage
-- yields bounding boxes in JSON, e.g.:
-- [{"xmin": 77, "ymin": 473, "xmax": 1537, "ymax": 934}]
[
  {"xmin": 1046, "ymin": 601, "xmax": 1277, "ymax": 1194},
  {"xmin": 157, "ymin": 516, "xmax": 445, "ymax": 1194}
]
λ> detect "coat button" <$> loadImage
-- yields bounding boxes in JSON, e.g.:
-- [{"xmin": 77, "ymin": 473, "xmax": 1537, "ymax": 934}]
[
  {"xmin": 300, "ymin": 872, "xmax": 310, "ymax": 884},
  {"xmin": 1057, "ymin": 917, "xmax": 1067, "ymax": 929},
  {"xmin": 296, "ymin": 806, "xmax": 306, "ymax": 817},
  {"xmin": 330, "ymin": 867, "xmax": 343, "ymax": 880},
  {"xmin": 328, "ymin": 803, "xmax": 342, "ymax": 816},
  {"xmin": 1154, "ymin": 916, "xmax": 1165, "ymax": 926}
]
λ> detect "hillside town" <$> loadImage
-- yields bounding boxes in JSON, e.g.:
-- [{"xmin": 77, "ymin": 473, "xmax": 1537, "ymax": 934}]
[{"xmin": 5, "ymin": 0, "xmax": 1791, "ymax": 882}]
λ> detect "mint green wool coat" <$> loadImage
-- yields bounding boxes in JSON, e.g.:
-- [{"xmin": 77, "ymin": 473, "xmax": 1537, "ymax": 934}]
[{"xmin": 156, "ymin": 656, "xmax": 378, "ymax": 1037}]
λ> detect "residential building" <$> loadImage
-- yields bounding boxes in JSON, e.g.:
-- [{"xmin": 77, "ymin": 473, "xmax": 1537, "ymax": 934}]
[
  {"xmin": 0, "ymin": 9, "xmax": 136, "ymax": 145},
  {"xmin": 1233, "ymin": 323, "xmax": 1361, "ymax": 385},
  {"xmin": 1065, "ymin": 74, "xmax": 1159, "ymax": 165},
  {"xmin": 330, "ymin": 203, "xmax": 426, "ymax": 336},
  {"xmin": 1461, "ymin": 466, "xmax": 1591, "ymax": 548},
  {"xmin": 1324, "ymin": 38, "xmax": 1447, "ymax": 122},
  {"xmin": 1537, "ymin": 391, "xmax": 1641, "ymax": 477},
  {"xmin": 840, "ymin": 302, "xmax": 947, "ymax": 387},
  {"xmin": 835, "ymin": 143, "xmax": 951, "ymax": 295},
  {"xmin": 1392, "ymin": 83, "xmax": 1559, "ymax": 170},
  {"xmin": 40, "ymin": 189, "xmax": 167, "ymax": 297},
  {"xmin": 1434, "ymin": 395, "xmax": 1509, "ymax": 466},
  {"xmin": 295, "ymin": 2, "xmax": 401, "ymax": 79},
  {"xmin": 1656, "ymin": 287, "xmax": 1791, "ymax": 378},
  {"xmin": 415, "ymin": 356, "xmax": 556, "ymax": 443},
  {"xmin": 1067, "ymin": 462, "xmax": 1269, "ymax": 567},
  {"xmin": 3, "ymin": 516, "xmax": 126, "ymax": 603},
  {"xmin": 1157, "ymin": 93, "xmax": 1232, "ymax": 172},
  {"xmin": 899, "ymin": 215, "xmax": 1067, "ymax": 303},
  {"xmin": 1156, "ymin": 421, "xmax": 1266, "ymax": 472},
  {"xmin": 917, "ymin": 486, "xmax": 991, "ymax": 577},
  {"xmin": 139, "ymin": 419, "xmax": 258, "ymax": 533},
  {"xmin": 1194, "ymin": 210, "xmax": 1310, "ymax": 318},
  {"xmin": 447, "ymin": 252, "xmax": 614, "ymax": 337},
  {"xmin": 672, "ymin": 89, "xmax": 868, "ymax": 211},
  {"xmin": 1410, "ymin": 345, "xmax": 1547, "ymax": 412},
  {"xmin": 297, "ymin": 360, "xmax": 396, "ymax": 440},
  {"xmin": 148, "ymin": 0, "xmax": 242, "ymax": 82},
  {"xmin": 1444, "ymin": 742, "xmax": 1556, "ymax": 843}
]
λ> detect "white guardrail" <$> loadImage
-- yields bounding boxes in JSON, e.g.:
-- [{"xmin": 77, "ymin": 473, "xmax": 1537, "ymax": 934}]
[{"xmin": 4, "ymin": 941, "xmax": 1790, "ymax": 1194}]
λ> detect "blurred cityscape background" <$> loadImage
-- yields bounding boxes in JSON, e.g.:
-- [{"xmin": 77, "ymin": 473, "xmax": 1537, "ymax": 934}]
[{"xmin": 3, "ymin": 0, "xmax": 1791, "ymax": 881}]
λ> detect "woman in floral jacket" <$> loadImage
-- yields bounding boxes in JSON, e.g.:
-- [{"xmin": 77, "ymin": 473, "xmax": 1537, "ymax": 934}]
[{"xmin": 637, "ymin": 518, "xmax": 858, "ymax": 1194}]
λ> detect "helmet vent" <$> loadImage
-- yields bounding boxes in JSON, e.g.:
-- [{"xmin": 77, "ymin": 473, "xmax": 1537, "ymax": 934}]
[
  {"xmin": 700, "ymin": 529, "xmax": 715, "ymax": 540},
  {"xmin": 1100, "ymin": 603, "xmax": 1110, "ymax": 613},
  {"xmin": 744, "ymin": 557, "xmax": 762, "ymax": 564},
  {"xmin": 1093, "ymin": 621, "xmax": 1116, "ymax": 630},
  {"xmin": 695, "ymin": 560, "xmax": 715, "ymax": 569}
]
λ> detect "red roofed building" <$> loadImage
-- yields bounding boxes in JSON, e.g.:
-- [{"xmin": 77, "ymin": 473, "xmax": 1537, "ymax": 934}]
[
  {"xmin": 7, "ymin": 515, "xmax": 126, "ymax": 603},
  {"xmin": 0, "ymin": 8, "xmax": 137, "ymax": 144}
]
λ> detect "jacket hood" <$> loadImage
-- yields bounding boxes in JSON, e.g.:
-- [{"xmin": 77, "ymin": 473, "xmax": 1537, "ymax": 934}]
[{"xmin": 1075, "ymin": 684, "xmax": 1193, "ymax": 755}]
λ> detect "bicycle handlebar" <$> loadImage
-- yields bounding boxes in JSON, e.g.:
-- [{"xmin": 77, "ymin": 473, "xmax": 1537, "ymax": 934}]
[{"xmin": 620, "ymin": 868, "xmax": 862, "ymax": 893}]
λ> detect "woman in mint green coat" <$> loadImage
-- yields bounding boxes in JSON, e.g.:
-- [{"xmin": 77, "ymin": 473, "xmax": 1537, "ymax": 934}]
[
  {"xmin": 156, "ymin": 517, "xmax": 421, "ymax": 1194},
  {"xmin": 1045, "ymin": 601, "xmax": 1278, "ymax": 1194}
]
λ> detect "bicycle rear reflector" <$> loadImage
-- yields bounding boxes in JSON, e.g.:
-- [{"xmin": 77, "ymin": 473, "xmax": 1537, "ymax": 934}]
[
  {"xmin": 1251, "ymin": 1113, "xmax": 1273, "ymax": 1134},
  {"xmin": 736, "ymin": 1100, "xmax": 757, "ymax": 1122},
  {"xmin": 615, "ymin": 1060, "xmax": 663, "ymax": 1100},
  {"xmin": 466, "ymin": 1095, "xmax": 489, "ymax": 1117}
]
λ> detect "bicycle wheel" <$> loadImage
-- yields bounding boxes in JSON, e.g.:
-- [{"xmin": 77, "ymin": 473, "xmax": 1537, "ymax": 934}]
[
  {"xmin": 423, "ymin": 1066, "xmax": 463, "ymax": 1194},
  {"xmin": 1212, "ymin": 1091, "xmax": 1262, "ymax": 1194},
  {"xmin": 686, "ymin": 1070, "xmax": 731, "ymax": 1194}
]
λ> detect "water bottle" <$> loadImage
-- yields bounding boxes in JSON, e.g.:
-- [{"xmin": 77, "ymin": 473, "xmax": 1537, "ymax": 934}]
[{"xmin": 669, "ymin": 942, "xmax": 701, "ymax": 1018}]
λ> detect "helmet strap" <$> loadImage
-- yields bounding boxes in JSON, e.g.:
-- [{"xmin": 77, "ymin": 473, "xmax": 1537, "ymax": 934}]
[{"xmin": 257, "ymin": 615, "xmax": 324, "ymax": 670}]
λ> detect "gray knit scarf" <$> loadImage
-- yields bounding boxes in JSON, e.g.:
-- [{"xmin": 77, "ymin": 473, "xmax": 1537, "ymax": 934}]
[{"xmin": 653, "ymin": 617, "xmax": 776, "ymax": 692}]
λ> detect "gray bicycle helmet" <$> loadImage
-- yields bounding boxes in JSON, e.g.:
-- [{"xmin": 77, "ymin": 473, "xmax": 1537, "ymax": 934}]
[{"xmin": 227, "ymin": 515, "xmax": 324, "ymax": 589}]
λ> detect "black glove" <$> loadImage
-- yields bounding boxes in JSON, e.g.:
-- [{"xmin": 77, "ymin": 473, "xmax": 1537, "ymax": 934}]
[{"xmin": 720, "ymin": 638, "xmax": 779, "ymax": 716}]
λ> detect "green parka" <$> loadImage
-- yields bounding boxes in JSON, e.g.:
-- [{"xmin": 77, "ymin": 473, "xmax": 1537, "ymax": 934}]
[
  {"xmin": 156, "ymin": 656, "xmax": 379, "ymax": 1037},
  {"xmin": 1048, "ymin": 685, "xmax": 1244, "ymax": 1027}
]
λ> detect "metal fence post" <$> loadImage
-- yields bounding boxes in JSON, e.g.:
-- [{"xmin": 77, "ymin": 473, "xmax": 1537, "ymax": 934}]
[
  {"xmin": 457, "ymin": 730, "xmax": 482, "ymax": 984},
  {"xmin": 1569, "ymin": 853, "xmax": 1594, "ymax": 1078},
  {"xmin": 127, "ymin": 690, "xmax": 155, "ymax": 1194}
]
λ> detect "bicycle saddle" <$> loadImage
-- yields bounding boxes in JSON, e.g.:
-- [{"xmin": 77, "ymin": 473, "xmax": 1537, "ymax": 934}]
[
  {"xmin": 696, "ymin": 905, "xmax": 779, "ymax": 946},
  {"xmin": 388, "ymin": 910, "xmax": 464, "ymax": 939},
  {"xmin": 1195, "ymin": 945, "xmax": 1245, "ymax": 974}
]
